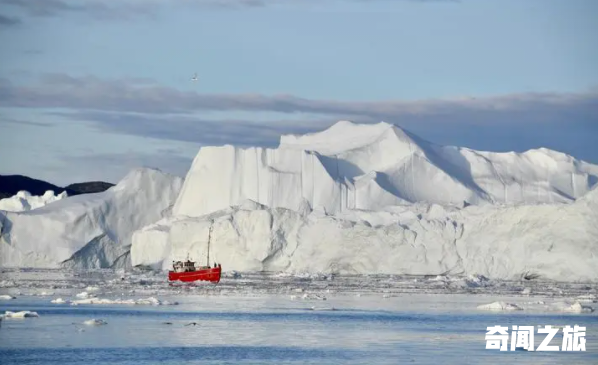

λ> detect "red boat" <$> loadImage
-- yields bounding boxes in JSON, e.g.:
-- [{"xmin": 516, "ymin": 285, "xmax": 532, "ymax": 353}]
[
  {"xmin": 168, "ymin": 222, "xmax": 222, "ymax": 283},
  {"xmin": 168, "ymin": 262, "xmax": 221, "ymax": 283}
]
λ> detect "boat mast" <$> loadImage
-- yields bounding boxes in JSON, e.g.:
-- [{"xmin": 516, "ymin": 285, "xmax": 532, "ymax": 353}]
[{"xmin": 207, "ymin": 221, "xmax": 213, "ymax": 267}]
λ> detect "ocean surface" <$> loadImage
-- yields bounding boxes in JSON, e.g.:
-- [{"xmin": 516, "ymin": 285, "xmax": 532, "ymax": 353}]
[
  {"xmin": 1, "ymin": 269, "xmax": 597, "ymax": 364},
  {"xmin": 1, "ymin": 293, "xmax": 597, "ymax": 365}
]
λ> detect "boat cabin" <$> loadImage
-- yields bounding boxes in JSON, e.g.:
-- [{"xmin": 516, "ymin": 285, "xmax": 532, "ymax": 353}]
[
  {"xmin": 172, "ymin": 260, "xmax": 198, "ymax": 273},
  {"xmin": 172, "ymin": 259, "xmax": 219, "ymax": 272}
]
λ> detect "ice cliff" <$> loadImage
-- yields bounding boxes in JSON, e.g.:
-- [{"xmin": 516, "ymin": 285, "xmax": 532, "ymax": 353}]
[{"xmin": 174, "ymin": 121, "xmax": 598, "ymax": 217}]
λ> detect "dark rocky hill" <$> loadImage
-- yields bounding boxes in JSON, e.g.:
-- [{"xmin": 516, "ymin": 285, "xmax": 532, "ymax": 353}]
[
  {"xmin": 65, "ymin": 181, "xmax": 115, "ymax": 194},
  {"xmin": 0, "ymin": 175, "xmax": 114, "ymax": 199}
]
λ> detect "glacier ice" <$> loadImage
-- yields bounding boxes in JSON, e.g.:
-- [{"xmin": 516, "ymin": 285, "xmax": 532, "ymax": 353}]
[{"xmin": 2, "ymin": 121, "xmax": 598, "ymax": 282}]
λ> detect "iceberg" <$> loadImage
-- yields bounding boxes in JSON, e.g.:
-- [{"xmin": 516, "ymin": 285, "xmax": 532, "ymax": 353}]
[
  {"xmin": 2, "ymin": 121, "xmax": 598, "ymax": 282},
  {"xmin": 0, "ymin": 168, "xmax": 183, "ymax": 269},
  {"xmin": 131, "ymin": 121, "xmax": 598, "ymax": 282}
]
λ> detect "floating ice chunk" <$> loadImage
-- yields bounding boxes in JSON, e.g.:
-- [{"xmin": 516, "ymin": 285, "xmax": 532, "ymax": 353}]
[
  {"xmin": 553, "ymin": 301, "xmax": 594, "ymax": 313},
  {"xmin": 222, "ymin": 271, "xmax": 242, "ymax": 279},
  {"xmin": 85, "ymin": 286, "xmax": 101, "ymax": 292},
  {"xmin": 477, "ymin": 301, "xmax": 523, "ymax": 311},
  {"xmin": 449, "ymin": 274, "xmax": 492, "ymax": 288},
  {"xmin": 71, "ymin": 297, "xmax": 177, "ymax": 306},
  {"xmin": 135, "ymin": 297, "xmax": 161, "ymax": 305},
  {"xmin": 51, "ymin": 298, "xmax": 67, "ymax": 304},
  {"xmin": 301, "ymin": 293, "xmax": 326, "ymax": 301},
  {"xmin": 4, "ymin": 310, "xmax": 39, "ymax": 318},
  {"xmin": 521, "ymin": 287, "xmax": 532, "ymax": 295},
  {"xmin": 463, "ymin": 274, "xmax": 491, "ymax": 287},
  {"xmin": 309, "ymin": 306, "xmax": 337, "ymax": 311},
  {"xmin": 75, "ymin": 291, "xmax": 95, "ymax": 299},
  {"xmin": 0, "ymin": 280, "xmax": 16, "ymax": 288},
  {"xmin": 83, "ymin": 319, "xmax": 107, "ymax": 326},
  {"xmin": 0, "ymin": 295, "xmax": 15, "ymax": 300},
  {"xmin": 575, "ymin": 294, "xmax": 596, "ymax": 303}
]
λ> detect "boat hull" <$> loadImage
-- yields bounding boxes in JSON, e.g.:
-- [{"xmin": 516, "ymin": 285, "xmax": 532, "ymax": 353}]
[{"xmin": 168, "ymin": 267, "xmax": 221, "ymax": 283}]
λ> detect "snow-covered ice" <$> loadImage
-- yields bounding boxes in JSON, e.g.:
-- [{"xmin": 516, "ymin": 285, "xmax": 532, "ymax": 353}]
[{"xmin": 0, "ymin": 190, "xmax": 68, "ymax": 212}]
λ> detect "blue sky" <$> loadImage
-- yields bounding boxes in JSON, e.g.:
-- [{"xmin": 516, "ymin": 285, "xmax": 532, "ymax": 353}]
[{"xmin": 0, "ymin": 0, "xmax": 597, "ymax": 185}]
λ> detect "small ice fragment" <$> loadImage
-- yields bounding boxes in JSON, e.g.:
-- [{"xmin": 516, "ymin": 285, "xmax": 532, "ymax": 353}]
[
  {"xmin": 477, "ymin": 301, "xmax": 523, "ymax": 311},
  {"xmin": 83, "ymin": 319, "xmax": 107, "ymax": 326},
  {"xmin": 556, "ymin": 301, "xmax": 594, "ymax": 313},
  {"xmin": 4, "ymin": 310, "xmax": 39, "ymax": 318},
  {"xmin": 576, "ymin": 294, "xmax": 596, "ymax": 303},
  {"xmin": 309, "ymin": 306, "xmax": 337, "ymax": 311}
]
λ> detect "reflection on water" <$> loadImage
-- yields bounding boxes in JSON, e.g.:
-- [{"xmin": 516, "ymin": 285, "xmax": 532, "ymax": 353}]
[{"xmin": 0, "ymin": 295, "xmax": 596, "ymax": 365}]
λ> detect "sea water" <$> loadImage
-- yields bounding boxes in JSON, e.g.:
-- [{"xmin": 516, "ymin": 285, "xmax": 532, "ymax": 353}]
[
  {"xmin": 0, "ymin": 269, "xmax": 596, "ymax": 364},
  {"xmin": 1, "ymin": 294, "xmax": 597, "ymax": 364}
]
